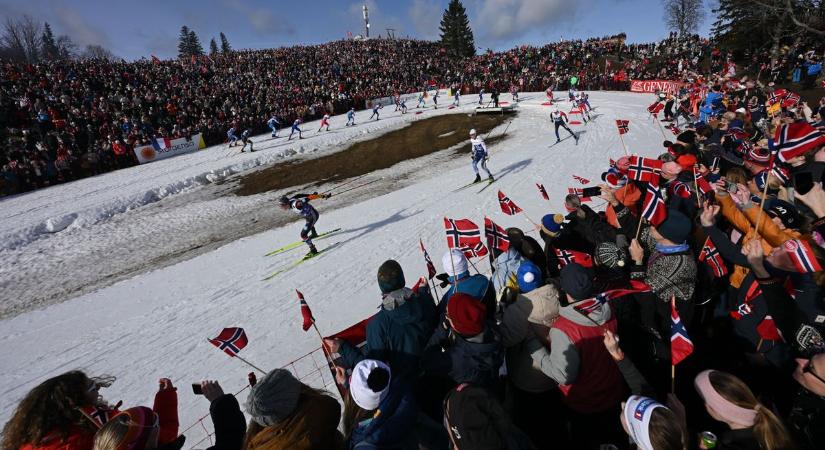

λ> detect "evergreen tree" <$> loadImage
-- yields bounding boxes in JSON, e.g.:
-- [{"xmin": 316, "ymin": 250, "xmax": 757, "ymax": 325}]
[
  {"xmin": 41, "ymin": 22, "xmax": 58, "ymax": 60},
  {"xmin": 188, "ymin": 30, "xmax": 204, "ymax": 56},
  {"xmin": 178, "ymin": 25, "xmax": 191, "ymax": 58},
  {"xmin": 209, "ymin": 38, "xmax": 219, "ymax": 55},
  {"xmin": 219, "ymin": 32, "xmax": 231, "ymax": 53},
  {"xmin": 439, "ymin": 0, "xmax": 475, "ymax": 57}
]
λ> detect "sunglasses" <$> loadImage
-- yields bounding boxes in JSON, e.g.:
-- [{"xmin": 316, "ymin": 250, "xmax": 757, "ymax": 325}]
[{"xmin": 804, "ymin": 359, "xmax": 825, "ymax": 386}]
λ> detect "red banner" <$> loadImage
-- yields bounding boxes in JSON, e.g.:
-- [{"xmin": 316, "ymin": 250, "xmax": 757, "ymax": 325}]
[{"xmin": 629, "ymin": 79, "xmax": 684, "ymax": 94}]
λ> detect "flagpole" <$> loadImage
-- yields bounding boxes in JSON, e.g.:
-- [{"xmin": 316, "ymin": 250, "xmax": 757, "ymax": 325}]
[
  {"xmin": 693, "ymin": 165, "xmax": 702, "ymax": 208},
  {"xmin": 235, "ymin": 355, "xmax": 267, "ymax": 374},
  {"xmin": 671, "ymin": 364, "xmax": 676, "ymax": 393},
  {"xmin": 635, "ymin": 216, "xmax": 646, "ymax": 241},
  {"xmin": 312, "ymin": 323, "xmax": 346, "ymax": 398},
  {"xmin": 753, "ymin": 177, "xmax": 772, "ymax": 238},
  {"xmin": 619, "ymin": 132, "xmax": 629, "ymax": 156}
]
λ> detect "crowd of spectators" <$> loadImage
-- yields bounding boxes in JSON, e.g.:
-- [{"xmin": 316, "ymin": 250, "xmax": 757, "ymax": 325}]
[
  {"xmin": 0, "ymin": 32, "xmax": 750, "ymax": 196},
  {"xmin": 4, "ymin": 61, "xmax": 825, "ymax": 449}
]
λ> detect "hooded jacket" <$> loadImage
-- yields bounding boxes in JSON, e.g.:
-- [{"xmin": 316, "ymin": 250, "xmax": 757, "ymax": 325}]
[
  {"xmin": 422, "ymin": 322, "xmax": 504, "ymax": 388},
  {"xmin": 347, "ymin": 382, "xmax": 418, "ymax": 450},
  {"xmin": 340, "ymin": 286, "xmax": 437, "ymax": 381}
]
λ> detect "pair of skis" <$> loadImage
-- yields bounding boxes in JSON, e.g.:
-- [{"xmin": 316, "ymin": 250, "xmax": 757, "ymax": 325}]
[{"xmin": 262, "ymin": 228, "xmax": 343, "ymax": 281}]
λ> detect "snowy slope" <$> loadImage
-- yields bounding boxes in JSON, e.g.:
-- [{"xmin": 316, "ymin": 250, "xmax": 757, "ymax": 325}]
[{"xmin": 0, "ymin": 91, "xmax": 667, "ymax": 445}]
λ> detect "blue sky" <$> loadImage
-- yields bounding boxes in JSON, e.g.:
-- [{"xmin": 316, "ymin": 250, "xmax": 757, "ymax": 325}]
[{"xmin": 0, "ymin": 0, "xmax": 714, "ymax": 60}]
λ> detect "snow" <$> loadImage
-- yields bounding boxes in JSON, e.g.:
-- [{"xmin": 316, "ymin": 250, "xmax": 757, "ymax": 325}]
[{"xmin": 0, "ymin": 91, "xmax": 667, "ymax": 444}]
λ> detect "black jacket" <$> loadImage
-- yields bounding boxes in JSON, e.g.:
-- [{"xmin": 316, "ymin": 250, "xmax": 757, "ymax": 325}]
[{"xmin": 206, "ymin": 394, "xmax": 246, "ymax": 450}]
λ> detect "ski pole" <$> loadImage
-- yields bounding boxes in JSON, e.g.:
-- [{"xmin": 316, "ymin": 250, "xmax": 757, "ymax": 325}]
[
  {"xmin": 321, "ymin": 174, "xmax": 367, "ymax": 195},
  {"xmin": 329, "ymin": 177, "xmax": 382, "ymax": 196}
]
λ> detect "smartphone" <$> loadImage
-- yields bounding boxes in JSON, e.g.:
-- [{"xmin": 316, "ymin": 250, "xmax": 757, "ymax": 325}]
[
  {"xmin": 794, "ymin": 171, "xmax": 814, "ymax": 195},
  {"xmin": 581, "ymin": 186, "xmax": 602, "ymax": 198},
  {"xmin": 192, "ymin": 383, "xmax": 203, "ymax": 395},
  {"xmin": 725, "ymin": 181, "xmax": 738, "ymax": 194}
]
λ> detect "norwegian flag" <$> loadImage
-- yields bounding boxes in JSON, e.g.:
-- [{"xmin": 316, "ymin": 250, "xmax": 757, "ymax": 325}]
[
  {"xmin": 647, "ymin": 101, "xmax": 664, "ymax": 117},
  {"xmin": 641, "ymin": 183, "xmax": 667, "ymax": 227},
  {"xmin": 79, "ymin": 405, "xmax": 115, "ymax": 427},
  {"xmin": 498, "ymin": 191, "xmax": 523, "ymax": 215},
  {"xmin": 770, "ymin": 166, "xmax": 790, "ymax": 186},
  {"xmin": 669, "ymin": 181, "xmax": 693, "ymax": 199},
  {"xmin": 419, "ymin": 239, "xmax": 437, "ymax": 279},
  {"xmin": 568, "ymin": 187, "xmax": 593, "ymax": 202},
  {"xmin": 444, "ymin": 217, "xmax": 483, "ymax": 250},
  {"xmin": 484, "ymin": 217, "xmax": 510, "ymax": 252},
  {"xmin": 698, "ymin": 237, "xmax": 728, "ymax": 278},
  {"xmin": 756, "ymin": 316, "xmax": 784, "ymax": 342},
  {"xmin": 783, "ymin": 239, "xmax": 823, "ymax": 273},
  {"xmin": 671, "ymin": 302, "xmax": 694, "ymax": 365},
  {"xmin": 616, "ymin": 119, "xmax": 630, "ymax": 135},
  {"xmin": 693, "ymin": 167, "xmax": 714, "ymax": 197},
  {"xmin": 609, "ymin": 158, "xmax": 617, "ymax": 168},
  {"xmin": 627, "ymin": 156, "xmax": 663, "ymax": 184},
  {"xmin": 574, "ymin": 296, "xmax": 605, "ymax": 315},
  {"xmin": 460, "ymin": 241, "xmax": 489, "ymax": 259},
  {"xmin": 727, "ymin": 127, "xmax": 749, "ymax": 142},
  {"xmin": 730, "ymin": 281, "xmax": 763, "ymax": 320},
  {"xmin": 598, "ymin": 281, "xmax": 653, "ymax": 300},
  {"xmin": 554, "ymin": 248, "xmax": 593, "ymax": 268},
  {"xmin": 767, "ymin": 88, "xmax": 788, "ymax": 106},
  {"xmin": 572, "ymin": 174, "xmax": 590, "ymax": 185},
  {"xmin": 667, "ymin": 124, "xmax": 681, "ymax": 135},
  {"xmin": 536, "ymin": 183, "xmax": 549, "ymax": 200},
  {"xmin": 773, "ymin": 121, "xmax": 825, "ymax": 162},
  {"xmin": 209, "ymin": 327, "xmax": 249, "ymax": 357},
  {"xmin": 296, "ymin": 290, "xmax": 315, "ymax": 332},
  {"xmin": 781, "ymin": 92, "xmax": 801, "ymax": 109}
]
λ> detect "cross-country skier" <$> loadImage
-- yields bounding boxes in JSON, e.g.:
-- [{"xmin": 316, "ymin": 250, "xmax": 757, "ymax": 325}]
[
  {"xmin": 478, "ymin": 89, "xmax": 485, "ymax": 105},
  {"xmin": 346, "ymin": 107, "xmax": 356, "ymax": 126},
  {"xmin": 432, "ymin": 90, "xmax": 439, "ymax": 109},
  {"xmin": 267, "ymin": 115, "xmax": 281, "ymax": 138},
  {"xmin": 318, "ymin": 113, "xmax": 330, "ymax": 132},
  {"xmin": 510, "ymin": 85, "xmax": 519, "ymax": 102},
  {"xmin": 393, "ymin": 93, "xmax": 401, "ymax": 111},
  {"xmin": 278, "ymin": 192, "xmax": 331, "ymax": 255},
  {"xmin": 416, "ymin": 92, "xmax": 426, "ymax": 108},
  {"xmin": 575, "ymin": 97, "xmax": 591, "ymax": 123},
  {"xmin": 546, "ymin": 87, "xmax": 555, "ymax": 101},
  {"xmin": 239, "ymin": 129, "xmax": 254, "ymax": 152},
  {"xmin": 568, "ymin": 88, "xmax": 577, "ymax": 102},
  {"xmin": 369, "ymin": 103, "xmax": 381, "ymax": 121},
  {"xmin": 551, "ymin": 107, "xmax": 578, "ymax": 144},
  {"xmin": 400, "ymin": 99, "xmax": 408, "ymax": 114},
  {"xmin": 288, "ymin": 118, "xmax": 303, "ymax": 140},
  {"xmin": 469, "ymin": 129, "xmax": 494, "ymax": 183},
  {"xmin": 227, "ymin": 126, "xmax": 239, "ymax": 147},
  {"xmin": 453, "ymin": 88, "xmax": 460, "ymax": 106},
  {"xmin": 580, "ymin": 92, "xmax": 592, "ymax": 111}
]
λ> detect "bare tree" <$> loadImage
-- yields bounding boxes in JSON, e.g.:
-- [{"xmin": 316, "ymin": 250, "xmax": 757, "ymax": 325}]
[
  {"xmin": 55, "ymin": 35, "xmax": 77, "ymax": 60},
  {"xmin": 81, "ymin": 44, "xmax": 117, "ymax": 61},
  {"xmin": 1, "ymin": 15, "xmax": 42, "ymax": 63},
  {"xmin": 663, "ymin": 0, "xmax": 706, "ymax": 35}
]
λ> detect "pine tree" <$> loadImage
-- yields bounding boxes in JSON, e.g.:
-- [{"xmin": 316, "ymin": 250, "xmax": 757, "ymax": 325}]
[
  {"xmin": 439, "ymin": 0, "xmax": 475, "ymax": 57},
  {"xmin": 209, "ymin": 38, "xmax": 219, "ymax": 55},
  {"xmin": 220, "ymin": 32, "xmax": 231, "ymax": 53},
  {"xmin": 178, "ymin": 25, "xmax": 191, "ymax": 58},
  {"xmin": 41, "ymin": 22, "xmax": 58, "ymax": 60},
  {"xmin": 188, "ymin": 30, "xmax": 204, "ymax": 56}
]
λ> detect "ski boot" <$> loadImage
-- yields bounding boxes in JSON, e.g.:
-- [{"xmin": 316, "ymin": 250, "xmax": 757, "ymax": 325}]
[
  {"xmin": 473, "ymin": 174, "xmax": 481, "ymax": 183},
  {"xmin": 307, "ymin": 244, "xmax": 319, "ymax": 256},
  {"xmin": 488, "ymin": 175, "xmax": 495, "ymax": 182}
]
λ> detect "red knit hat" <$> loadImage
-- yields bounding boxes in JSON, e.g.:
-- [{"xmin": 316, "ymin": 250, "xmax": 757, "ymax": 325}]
[{"xmin": 447, "ymin": 293, "xmax": 486, "ymax": 336}]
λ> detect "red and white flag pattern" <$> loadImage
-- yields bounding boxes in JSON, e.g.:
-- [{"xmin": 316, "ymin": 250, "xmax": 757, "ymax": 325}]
[
  {"xmin": 297, "ymin": 290, "xmax": 315, "ymax": 331},
  {"xmin": 498, "ymin": 190, "xmax": 523, "ymax": 215},
  {"xmin": 209, "ymin": 327, "xmax": 249, "ymax": 357},
  {"xmin": 641, "ymin": 183, "xmax": 667, "ymax": 227},
  {"xmin": 484, "ymin": 217, "xmax": 510, "ymax": 252},
  {"xmin": 698, "ymin": 237, "xmax": 728, "ymax": 278},
  {"xmin": 536, "ymin": 183, "xmax": 549, "ymax": 200}
]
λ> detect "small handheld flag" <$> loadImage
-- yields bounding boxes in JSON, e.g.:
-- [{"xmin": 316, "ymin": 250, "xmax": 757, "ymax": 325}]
[
  {"xmin": 616, "ymin": 119, "xmax": 630, "ymax": 135},
  {"xmin": 297, "ymin": 290, "xmax": 315, "ymax": 332},
  {"xmin": 536, "ymin": 183, "xmax": 549, "ymax": 200},
  {"xmin": 572, "ymin": 175, "xmax": 590, "ymax": 185},
  {"xmin": 484, "ymin": 217, "xmax": 510, "ymax": 252},
  {"xmin": 209, "ymin": 327, "xmax": 249, "ymax": 357},
  {"xmin": 670, "ymin": 301, "xmax": 693, "ymax": 365},
  {"xmin": 419, "ymin": 239, "xmax": 437, "ymax": 279},
  {"xmin": 498, "ymin": 191, "xmax": 523, "ymax": 215}
]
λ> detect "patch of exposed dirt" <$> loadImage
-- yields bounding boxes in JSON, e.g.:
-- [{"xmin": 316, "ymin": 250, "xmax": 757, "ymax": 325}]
[{"xmin": 235, "ymin": 112, "xmax": 514, "ymax": 196}]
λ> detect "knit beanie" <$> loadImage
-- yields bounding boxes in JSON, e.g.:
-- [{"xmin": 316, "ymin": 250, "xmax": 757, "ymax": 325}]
[
  {"xmin": 601, "ymin": 167, "xmax": 627, "ymax": 188},
  {"xmin": 442, "ymin": 249, "xmax": 469, "ymax": 277},
  {"xmin": 349, "ymin": 359, "xmax": 391, "ymax": 411},
  {"xmin": 447, "ymin": 293, "xmax": 487, "ymax": 336},
  {"xmin": 655, "ymin": 209, "xmax": 691, "ymax": 244},
  {"xmin": 767, "ymin": 200, "xmax": 800, "ymax": 229},
  {"xmin": 246, "ymin": 368, "xmax": 302, "ymax": 426},
  {"xmin": 516, "ymin": 261, "xmax": 543, "ymax": 293},
  {"xmin": 595, "ymin": 242, "xmax": 627, "ymax": 268},
  {"xmin": 560, "ymin": 263, "xmax": 594, "ymax": 301},
  {"xmin": 541, "ymin": 214, "xmax": 564, "ymax": 237},
  {"xmin": 377, "ymin": 260, "xmax": 405, "ymax": 294},
  {"xmin": 103, "ymin": 407, "xmax": 158, "ymax": 450}
]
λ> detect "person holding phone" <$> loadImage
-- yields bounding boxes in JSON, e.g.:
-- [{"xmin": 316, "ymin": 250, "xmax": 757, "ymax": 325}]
[{"xmin": 192, "ymin": 380, "xmax": 246, "ymax": 450}]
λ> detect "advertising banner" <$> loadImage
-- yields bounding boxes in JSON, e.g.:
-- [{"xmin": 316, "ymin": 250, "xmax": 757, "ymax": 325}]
[{"xmin": 134, "ymin": 133, "xmax": 206, "ymax": 164}]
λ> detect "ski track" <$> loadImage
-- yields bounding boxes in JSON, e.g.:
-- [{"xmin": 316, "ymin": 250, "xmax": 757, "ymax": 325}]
[{"xmin": 0, "ymin": 92, "xmax": 669, "ymax": 444}]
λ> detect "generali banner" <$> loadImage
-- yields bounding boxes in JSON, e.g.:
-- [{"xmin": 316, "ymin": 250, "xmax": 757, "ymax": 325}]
[
  {"xmin": 134, "ymin": 133, "xmax": 206, "ymax": 164},
  {"xmin": 629, "ymin": 79, "xmax": 684, "ymax": 94}
]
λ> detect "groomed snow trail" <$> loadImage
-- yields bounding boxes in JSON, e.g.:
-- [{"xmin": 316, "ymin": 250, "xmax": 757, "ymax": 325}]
[{"xmin": 0, "ymin": 92, "xmax": 666, "ymax": 444}]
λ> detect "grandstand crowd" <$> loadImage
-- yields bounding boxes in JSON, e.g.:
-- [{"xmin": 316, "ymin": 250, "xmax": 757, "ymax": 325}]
[
  {"xmin": 3, "ymin": 33, "xmax": 716, "ymax": 195},
  {"xmin": 4, "ymin": 18, "xmax": 825, "ymax": 450}
]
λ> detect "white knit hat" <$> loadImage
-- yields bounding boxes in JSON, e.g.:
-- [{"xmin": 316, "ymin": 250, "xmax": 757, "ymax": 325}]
[
  {"xmin": 350, "ymin": 359, "xmax": 391, "ymax": 411},
  {"xmin": 442, "ymin": 249, "xmax": 469, "ymax": 277}
]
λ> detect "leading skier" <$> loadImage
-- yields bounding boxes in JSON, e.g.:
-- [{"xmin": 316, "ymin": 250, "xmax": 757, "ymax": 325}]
[
  {"xmin": 469, "ymin": 129, "xmax": 494, "ymax": 183},
  {"xmin": 278, "ymin": 192, "xmax": 331, "ymax": 255}
]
